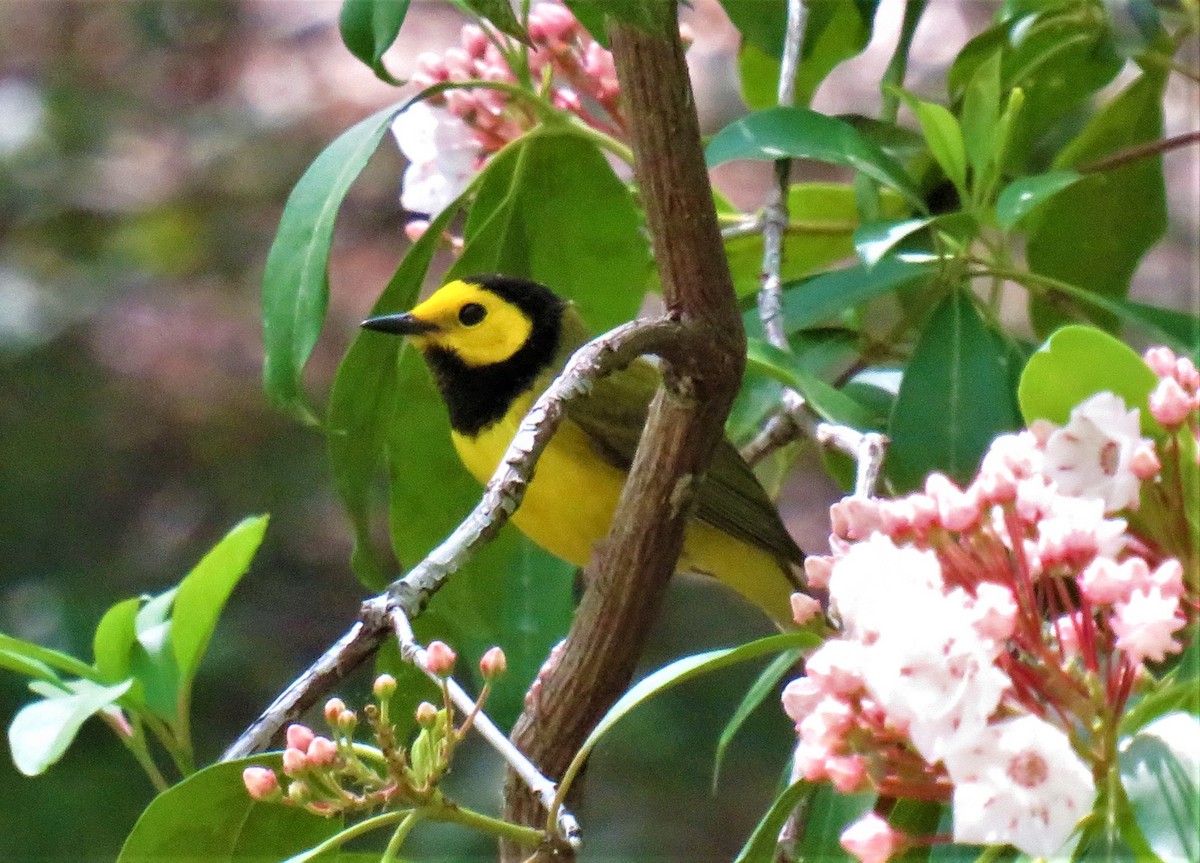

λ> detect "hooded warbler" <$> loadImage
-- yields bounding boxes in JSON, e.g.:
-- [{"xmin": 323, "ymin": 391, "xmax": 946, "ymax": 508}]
[{"xmin": 362, "ymin": 275, "xmax": 804, "ymax": 625}]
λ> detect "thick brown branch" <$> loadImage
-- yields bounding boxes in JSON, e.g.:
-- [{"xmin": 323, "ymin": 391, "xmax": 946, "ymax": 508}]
[{"xmin": 501, "ymin": 6, "xmax": 745, "ymax": 859}]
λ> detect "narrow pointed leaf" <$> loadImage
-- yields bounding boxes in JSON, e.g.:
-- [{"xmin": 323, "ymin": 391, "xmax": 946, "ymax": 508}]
[
  {"xmin": 9, "ymin": 679, "xmax": 132, "ymax": 776},
  {"xmin": 707, "ymin": 107, "xmax": 925, "ymax": 211},
  {"xmin": 713, "ymin": 648, "xmax": 801, "ymax": 791},
  {"xmin": 262, "ymin": 105, "xmax": 399, "ymax": 422},
  {"xmin": 93, "ymin": 597, "xmax": 142, "ymax": 684},
  {"xmin": 995, "ymin": 169, "xmax": 1081, "ymax": 229},
  {"xmin": 734, "ymin": 779, "xmax": 814, "ymax": 863},
  {"xmin": 747, "ymin": 339, "xmax": 880, "ymax": 430}
]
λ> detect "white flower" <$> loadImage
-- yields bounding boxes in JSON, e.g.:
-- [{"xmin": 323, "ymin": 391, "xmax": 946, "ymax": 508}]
[
  {"xmin": 391, "ymin": 101, "xmax": 480, "ymax": 215},
  {"xmin": 946, "ymin": 716, "xmax": 1095, "ymax": 858},
  {"xmin": 827, "ymin": 534, "xmax": 945, "ymax": 639},
  {"xmin": 1111, "ymin": 587, "xmax": 1186, "ymax": 665},
  {"xmin": 1043, "ymin": 392, "xmax": 1149, "ymax": 512}
]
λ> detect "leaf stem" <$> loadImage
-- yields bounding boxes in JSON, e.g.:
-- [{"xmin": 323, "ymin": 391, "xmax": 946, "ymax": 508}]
[
  {"xmin": 879, "ymin": 0, "xmax": 929, "ymax": 123},
  {"xmin": 381, "ymin": 810, "xmax": 422, "ymax": 863},
  {"xmin": 433, "ymin": 797, "xmax": 545, "ymax": 848},
  {"xmin": 1078, "ymin": 129, "xmax": 1200, "ymax": 175},
  {"xmin": 289, "ymin": 810, "xmax": 409, "ymax": 861}
]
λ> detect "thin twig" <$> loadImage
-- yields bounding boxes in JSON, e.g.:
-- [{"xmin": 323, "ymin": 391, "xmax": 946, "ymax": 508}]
[
  {"xmin": 1078, "ymin": 129, "xmax": 1200, "ymax": 175},
  {"xmin": 224, "ymin": 317, "xmax": 686, "ymax": 761},
  {"xmin": 389, "ymin": 609, "xmax": 582, "ymax": 850},
  {"xmin": 817, "ymin": 425, "xmax": 889, "ymax": 498}
]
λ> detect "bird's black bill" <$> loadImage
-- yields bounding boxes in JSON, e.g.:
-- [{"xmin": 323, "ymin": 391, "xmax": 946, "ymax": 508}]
[{"xmin": 361, "ymin": 312, "xmax": 438, "ymax": 336}]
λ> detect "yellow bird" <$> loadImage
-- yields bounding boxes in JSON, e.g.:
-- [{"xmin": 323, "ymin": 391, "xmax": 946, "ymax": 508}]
[{"xmin": 362, "ymin": 275, "xmax": 804, "ymax": 625}]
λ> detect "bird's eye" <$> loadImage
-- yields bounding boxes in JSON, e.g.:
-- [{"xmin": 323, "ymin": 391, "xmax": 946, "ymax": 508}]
[{"xmin": 458, "ymin": 302, "xmax": 487, "ymax": 326}]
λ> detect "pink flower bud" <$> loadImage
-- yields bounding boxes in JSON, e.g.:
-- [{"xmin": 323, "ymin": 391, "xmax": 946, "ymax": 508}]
[
  {"xmin": 461, "ymin": 24, "xmax": 489, "ymax": 59},
  {"xmin": 282, "ymin": 747, "xmax": 307, "ymax": 777},
  {"xmin": 404, "ymin": 219, "xmax": 430, "ymax": 242},
  {"xmin": 840, "ymin": 812, "xmax": 905, "ymax": 863},
  {"xmin": 830, "ymin": 496, "xmax": 883, "ymax": 541},
  {"xmin": 792, "ymin": 740, "xmax": 829, "ymax": 781},
  {"xmin": 373, "ymin": 673, "xmax": 397, "ymax": 699},
  {"xmin": 826, "ymin": 754, "xmax": 868, "ymax": 793},
  {"xmin": 424, "ymin": 640, "xmax": 457, "ymax": 676},
  {"xmin": 323, "ymin": 698, "xmax": 346, "ymax": 726},
  {"xmin": 338, "ymin": 709, "xmax": 358, "ymax": 730},
  {"xmin": 479, "ymin": 646, "xmax": 508, "ymax": 679},
  {"xmin": 306, "ymin": 736, "xmax": 338, "ymax": 766},
  {"xmin": 1149, "ymin": 376, "xmax": 1194, "ymax": 427},
  {"xmin": 1130, "ymin": 442, "xmax": 1161, "ymax": 479},
  {"xmin": 790, "ymin": 592, "xmax": 822, "ymax": 625},
  {"xmin": 1175, "ymin": 356, "xmax": 1200, "ymax": 391},
  {"xmin": 970, "ymin": 582, "xmax": 1018, "ymax": 641},
  {"xmin": 529, "ymin": 2, "xmax": 577, "ymax": 44},
  {"xmin": 803, "ymin": 555, "xmax": 834, "ymax": 589},
  {"xmin": 415, "ymin": 701, "xmax": 439, "ymax": 727},
  {"xmin": 285, "ymin": 724, "xmax": 316, "ymax": 753},
  {"xmin": 242, "ymin": 766, "xmax": 280, "ymax": 801},
  {"xmin": 1143, "ymin": 346, "xmax": 1177, "ymax": 378},
  {"xmin": 781, "ymin": 677, "xmax": 823, "ymax": 723},
  {"xmin": 1150, "ymin": 559, "xmax": 1185, "ymax": 598},
  {"xmin": 442, "ymin": 47, "xmax": 474, "ymax": 81}
]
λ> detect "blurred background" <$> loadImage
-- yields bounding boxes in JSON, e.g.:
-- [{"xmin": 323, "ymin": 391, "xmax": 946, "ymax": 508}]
[{"xmin": 0, "ymin": 1, "xmax": 1195, "ymax": 860}]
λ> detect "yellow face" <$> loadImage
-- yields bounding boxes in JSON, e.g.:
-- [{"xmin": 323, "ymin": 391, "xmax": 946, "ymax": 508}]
[{"xmin": 405, "ymin": 280, "xmax": 533, "ymax": 367}]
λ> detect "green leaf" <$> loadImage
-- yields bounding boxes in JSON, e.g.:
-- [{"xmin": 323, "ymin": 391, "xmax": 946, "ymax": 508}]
[
  {"xmin": 261, "ymin": 105, "xmax": 399, "ymax": 423},
  {"xmin": 960, "ymin": 51, "xmax": 1001, "ymax": 197},
  {"xmin": 994, "ymin": 169, "xmax": 1081, "ymax": 229},
  {"xmin": 9, "ymin": 678, "xmax": 132, "ymax": 776},
  {"xmin": 93, "ymin": 597, "xmax": 142, "ymax": 685},
  {"xmin": 327, "ymin": 201, "xmax": 462, "ymax": 590},
  {"xmin": 1027, "ymin": 71, "xmax": 1168, "ymax": 335},
  {"xmin": 0, "ymin": 632, "xmax": 99, "ymax": 683},
  {"xmin": 1017, "ymin": 324, "xmax": 1159, "ymax": 435},
  {"xmin": 853, "ymin": 217, "xmax": 935, "ymax": 268},
  {"xmin": 1119, "ymin": 713, "xmax": 1200, "ymax": 863},
  {"xmin": 565, "ymin": 632, "xmax": 820, "ymax": 786},
  {"xmin": 117, "ymin": 756, "xmax": 340, "ymax": 863},
  {"xmin": 734, "ymin": 779, "xmax": 813, "ymax": 863},
  {"xmin": 461, "ymin": 0, "xmax": 529, "ymax": 42},
  {"xmin": 1118, "ymin": 301, "xmax": 1200, "ymax": 355},
  {"xmin": 173, "ymin": 516, "xmax": 268, "ymax": 688},
  {"xmin": 774, "ymin": 255, "xmax": 935, "ymax": 335},
  {"xmin": 747, "ymin": 339, "xmax": 879, "ymax": 430},
  {"xmin": 888, "ymin": 289, "xmax": 1022, "ymax": 491},
  {"xmin": 338, "ymin": 0, "xmax": 410, "ymax": 84},
  {"xmin": 0, "ymin": 647, "xmax": 61, "ymax": 686},
  {"xmin": 131, "ymin": 589, "xmax": 180, "ymax": 721},
  {"xmin": 900, "ymin": 94, "xmax": 967, "ymax": 198},
  {"xmin": 796, "ymin": 783, "xmax": 875, "ymax": 860},
  {"xmin": 707, "ymin": 107, "xmax": 926, "ymax": 211},
  {"xmin": 713, "ymin": 648, "xmax": 801, "ymax": 791}
]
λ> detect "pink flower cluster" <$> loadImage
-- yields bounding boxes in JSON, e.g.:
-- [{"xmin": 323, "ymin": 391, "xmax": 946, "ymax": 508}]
[
  {"xmin": 1144, "ymin": 346, "xmax": 1200, "ymax": 429},
  {"xmin": 787, "ymin": 376, "xmax": 1196, "ymax": 860},
  {"xmin": 394, "ymin": 3, "xmax": 639, "ymax": 215}
]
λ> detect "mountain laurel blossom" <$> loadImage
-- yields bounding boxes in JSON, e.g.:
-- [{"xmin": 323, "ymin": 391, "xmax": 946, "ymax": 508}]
[{"xmin": 787, "ymin": 367, "xmax": 1196, "ymax": 860}]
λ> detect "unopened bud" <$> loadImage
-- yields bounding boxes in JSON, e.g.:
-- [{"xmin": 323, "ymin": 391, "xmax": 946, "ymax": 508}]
[
  {"xmin": 282, "ymin": 747, "xmax": 307, "ymax": 777},
  {"xmin": 338, "ymin": 709, "xmax": 359, "ymax": 731},
  {"xmin": 1150, "ymin": 377, "xmax": 1194, "ymax": 427},
  {"xmin": 306, "ymin": 736, "xmax": 338, "ymax": 766},
  {"xmin": 415, "ymin": 701, "xmax": 439, "ymax": 728},
  {"xmin": 424, "ymin": 640, "xmax": 457, "ymax": 677},
  {"xmin": 1143, "ymin": 346, "xmax": 1177, "ymax": 378},
  {"xmin": 790, "ymin": 592, "xmax": 822, "ymax": 626},
  {"xmin": 1130, "ymin": 443, "xmax": 1161, "ymax": 479},
  {"xmin": 323, "ymin": 697, "xmax": 346, "ymax": 726},
  {"xmin": 373, "ymin": 673, "xmax": 397, "ymax": 700},
  {"xmin": 287, "ymin": 779, "xmax": 312, "ymax": 805},
  {"xmin": 242, "ymin": 766, "xmax": 281, "ymax": 801},
  {"xmin": 404, "ymin": 219, "xmax": 430, "ymax": 242},
  {"xmin": 479, "ymin": 646, "xmax": 508, "ymax": 680},
  {"xmin": 285, "ymin": 723, "xmax": 315, "ymax": 753}
]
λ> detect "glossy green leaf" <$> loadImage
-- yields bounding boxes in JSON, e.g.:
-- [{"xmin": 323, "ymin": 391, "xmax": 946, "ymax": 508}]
[
  {"xmin": 1027, "ymin": 71, "xmax": 1167, "ymax": 335},
  {"xmin": 776, "ymin": 256, "xmax": 935, "ymax": 333},
  {"xmin": 747, "ymin": 339, "xmax": 879, "ymax": 430},
  {"xmin": 117, "ymin": 756, "xmax": 339, "ymax": 863},
  {"xmin": 131, "ymin": 588, "xmax": 179, "ymax": 721},
  {"xmin": 173, "ymin": 516, "xmax": 268, "ymax": 687},
  {"xmin": 327, "ymin": 201, "xmax": 462, "ymax": 590},
  {"xmin": 889, "ymin": 798, "xmax": 943, "ymax": 863},
  {"xmin": 796, "ymin": 783, "xmax": 875, "ymax": 860},
  {"xmin": 1118, "ymin": 302, "xmax": 1200, "ymax": 355},
  {"xmin": 734, "ymin": 779, "xmax": 813, "ymax": 863},
  {"xmin": 1119, "ymin": 713, "xmax": 1200, "ymax": 863},
  {"xmin": 707, "ymin": 107, "xmax": 925, "ymax": 211},
  {"xmin": 960, "ymin": 51, "xmax": 1001, "ymax": 196},
  {"xmin": 994, "ymin": 169, "xmax": 1081, "ymax": 229},
  {"xmin": 261, "ymin": 105, "xmax": 399, "ymax": 423},
  {"xmin": 1017, "ymin": 325, "xmax": 1159, "ymax": 435},
  {"xmin": 713, "ymin": 648, "xmax": 801, "ymax": 791},
  {"xmin": 0, "ymin": 633, "xmax": 99, "ymax": 682},
  {"xmin": 9, "ymin": 678, "xmax": 132, "ymax": 776},
  {"xmin": 565, "ymin": 632, "xmax": 820, "ymax": 787},
  {"xmin": 853, "ymin": 216, "xmax": 934, "ymax": 268},
  {"xmin": 888, "ymin": 289, "xmax": 1021, "ymax": 491},
  {"xmin": 902, "ymin": 95, "xmax": 967, "ymax": 197},
  {"xmin": 338, "ymin": 0, "xmax": 409, "ymax": 84},
  {"xmin": 92, "ymin": 597, "xmax": 142, "ymax": 685},
  {"xmin": 461, "ymin": 0, "xmax": 528, "ymax": 42}
]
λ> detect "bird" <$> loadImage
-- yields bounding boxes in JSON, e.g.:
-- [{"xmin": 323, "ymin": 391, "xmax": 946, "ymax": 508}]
[{"xmin": 361, "ymin": 274, "xmax": 805, "ymax": 625}]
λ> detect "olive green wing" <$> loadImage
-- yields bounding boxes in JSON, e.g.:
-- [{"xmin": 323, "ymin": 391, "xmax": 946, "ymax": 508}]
[{"xmin": 564, "ymin": 359, "xmax": 803, "ymax": 568}]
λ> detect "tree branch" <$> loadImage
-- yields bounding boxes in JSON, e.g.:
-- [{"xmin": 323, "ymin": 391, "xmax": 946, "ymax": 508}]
[{"xmin": 501, "ymin": 7, "xmax": 746, "ymax": 859}]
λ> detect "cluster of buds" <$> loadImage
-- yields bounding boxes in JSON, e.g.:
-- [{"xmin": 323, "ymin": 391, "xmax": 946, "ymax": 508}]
[
  {"xmin": 786, "ymin": 358, "xmax": 1196, "ymax": 861},
  {"xmin": 242, "ymin": 643, "xmax": 507, "ymax": 817}
]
